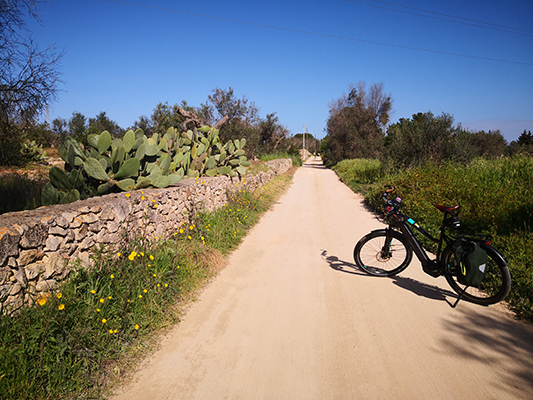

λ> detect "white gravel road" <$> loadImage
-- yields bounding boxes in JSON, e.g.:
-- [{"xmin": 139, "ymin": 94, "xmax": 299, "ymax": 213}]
[{"xmin": 112, "ymin": 157, "xmax": 533, "ymax": 400}]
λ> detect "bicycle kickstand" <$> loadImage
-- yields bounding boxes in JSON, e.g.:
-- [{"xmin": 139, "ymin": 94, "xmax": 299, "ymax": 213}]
[{"xmin": 451, "ymin": 286, "xmax": 469, "ymax": 308}]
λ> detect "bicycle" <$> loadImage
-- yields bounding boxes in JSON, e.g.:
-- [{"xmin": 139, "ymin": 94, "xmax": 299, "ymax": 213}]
[{"xmin": 353, "ymin": 185, "xmax": 511, "ymax": 306}]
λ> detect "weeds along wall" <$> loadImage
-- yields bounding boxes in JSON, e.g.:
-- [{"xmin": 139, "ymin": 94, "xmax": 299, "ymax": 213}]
[{"xmin": 0, "ymin": 158, "xmax": 292, "ymax": 315}]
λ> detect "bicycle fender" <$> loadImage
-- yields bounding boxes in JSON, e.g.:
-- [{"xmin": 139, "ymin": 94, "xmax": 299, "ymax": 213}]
[{"xmin": 481, "ymin": 243, "xmax": 508, "ymax": 266}]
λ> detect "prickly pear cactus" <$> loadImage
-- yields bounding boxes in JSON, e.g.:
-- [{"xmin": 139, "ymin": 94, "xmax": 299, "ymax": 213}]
[{"xmin": 43, "ymin": 124, "xmax": 250, "ymax": 205}]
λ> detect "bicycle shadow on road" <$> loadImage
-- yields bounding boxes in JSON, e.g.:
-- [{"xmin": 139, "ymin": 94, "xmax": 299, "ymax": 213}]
[
  {"xmin": 320, "ymin": 250, "xmax": 367, "ymax": 276},
  {"xmin": 321, "ymin": 249, "xmax": 460, "ymax": 305}
]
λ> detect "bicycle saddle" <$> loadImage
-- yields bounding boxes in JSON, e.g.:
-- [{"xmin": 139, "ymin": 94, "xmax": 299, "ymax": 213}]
[{"xmin": 434, "ymin": 204, "xmax": 460, "ymax": 213}]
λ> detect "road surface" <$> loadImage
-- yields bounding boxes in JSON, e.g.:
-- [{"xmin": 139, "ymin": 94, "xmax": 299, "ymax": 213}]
[{"xmin": 113, "ymin": 157, "xmax": 533, "ymax": 400}]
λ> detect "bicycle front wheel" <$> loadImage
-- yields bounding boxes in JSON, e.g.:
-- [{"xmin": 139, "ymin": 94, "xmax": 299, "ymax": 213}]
[
  {"xmin": 443, "ymin": 244, "xmax": 511, "ymax": 306},
  {"xmin": 354, "ymin": 229, "xmax": 413, "ymax": 276}
]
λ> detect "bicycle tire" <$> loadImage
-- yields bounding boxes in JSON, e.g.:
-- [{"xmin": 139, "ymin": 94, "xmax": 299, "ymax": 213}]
[
  {"xmin": 354, "ymin": 229, "xmax": 413, "ymax": 276},
  {"xmin": 443, "ymin": 243, "xmax": 511, "ymax": 305}
]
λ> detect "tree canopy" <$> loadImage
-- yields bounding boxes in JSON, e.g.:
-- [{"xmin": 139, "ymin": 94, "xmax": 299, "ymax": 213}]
[
  {"xmin": 322, "ymin": 82, "xmax": 392, "ymax": 167},
  {"xmin": 0, "ymin": 0, "xmax": 62, "ymax": 165}
]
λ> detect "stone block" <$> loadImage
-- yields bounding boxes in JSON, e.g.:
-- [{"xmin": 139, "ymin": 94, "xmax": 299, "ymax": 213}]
[
  {"xmin": 18, "ymin": 249, "xmax": 45, "ymax": 266},
  {"xmin": 46, "ymin": 235, "xmax": 63, "ymax": 252},
  {"xmin": 36, "ymin": 278, "xmax": 57, "ymax": 292},
  {"xmin": 0, "ymin": 228, "xmax": 20, "ymax": 266},
  {"xmin": 20, "ymin": 223, "xmax": 48, "ymax": 249},
  {"xmin": 25, "ymin": 262, "xmax": 44, "ymax": 280}
]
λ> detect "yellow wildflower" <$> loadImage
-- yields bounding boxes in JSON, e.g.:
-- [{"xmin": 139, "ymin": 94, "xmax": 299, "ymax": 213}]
[
  {"xmin": 38, "ymin": 297, "xmax": 47, "ymax": 306},
  {"xmin": 126, "ymin": 193, "xmax": 131, "ymax": 198},
  {"xmin": 56, "ymin": 293, "xmax": 62, "ymax": 299},
  {"xmin": 109, "ymin": 329, "xmax": 114, "ymax": 334},
  {"xmin": 117, "ymin": 252, "xmax": 121, "ymax": 257},
  {"xmin": 149, "ymin": 255, "xmax": 154, "ymax": 260},
  {"xmin": 90, "ymin": 290, "xmax": 96, "ymax": 294},
  {"xmin": 102, "ymin": 318, "xmax": 107, "ymax": 324},
  {"xmin": 138, "ymin": 295, "xmax": 142, "ymax": 299},
  {"xmin": 134, "ymin": 324, "xmax": 139, "ymax": 330},
  {"xmin": 58, "ymin": 304, "xmax": 65, "ymax": 310},
  {"xmin": 100, "ymin": 298, "xmax": 104, "ymax": 303},
  {"xmin": 96, "ymin": 308, "xmax": 101, "ymax": 312},
  {"xmin": 108, "ymin": 296, "xmax": 112, "ymax": 300},
  {"xmin": 128, "ymin": 251, "xmax": 137, "ymax": 261},
  {"xmin": 143, "ymin": 289, "xmax": 147, "ymax": 293},
  {"xmin": 110, "ymin": 274, "xmax": 114, "ymax": 279}
]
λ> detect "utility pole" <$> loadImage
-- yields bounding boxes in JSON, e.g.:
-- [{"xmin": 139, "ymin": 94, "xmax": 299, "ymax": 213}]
[{"xmin": 303, "ymin": 122, "xmax": 306, "ymax": 160}]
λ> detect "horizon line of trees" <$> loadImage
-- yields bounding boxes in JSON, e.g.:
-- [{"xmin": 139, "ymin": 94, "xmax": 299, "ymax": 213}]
[{"xmin": 321, "ymin": 81, "xmax": 533, "ymax": 168}]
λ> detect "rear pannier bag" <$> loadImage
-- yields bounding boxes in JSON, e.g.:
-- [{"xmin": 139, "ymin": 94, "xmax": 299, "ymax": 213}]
[{"xmin": 451, "ymin": 241, "xmax": 488, "ymax": 288}]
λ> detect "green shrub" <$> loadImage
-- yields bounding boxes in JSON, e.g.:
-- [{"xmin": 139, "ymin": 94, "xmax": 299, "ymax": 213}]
[
  {"xmin": 334, "ymin": 154, "xmax": 533, "ymax": 322},
  {"xmin": 333, "ymin": 159, "xmax": 384, "ymax": 193},
  {"xmin": 0, "ymin": 174, "xmax": 47, "ymax": 214}
]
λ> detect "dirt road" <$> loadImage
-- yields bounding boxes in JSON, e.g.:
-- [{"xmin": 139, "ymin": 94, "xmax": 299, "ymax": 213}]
[{"xmin": 113, "ymin": 157, "xmax": 533, "ymax": 400}]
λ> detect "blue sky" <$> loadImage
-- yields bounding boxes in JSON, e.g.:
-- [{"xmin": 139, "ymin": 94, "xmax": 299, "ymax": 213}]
[{"xmin": 28, "ymin": 0, "xmax": 532, "ymax": 141}]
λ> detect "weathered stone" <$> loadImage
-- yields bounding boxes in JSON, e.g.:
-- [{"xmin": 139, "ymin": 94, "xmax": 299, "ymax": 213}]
[
  {"xmin": 106, "ymin": 220, "xmax": 120, "ymax": 233},
  {"xmin": 81, "ymin": 213, "xmax": 98, "ymax": 224},
  {"xmin": 5, "ymin": 295, "xmax": 23, "ymax": 312},
  {"xmin": 0, "ymin": 284, "xmax": 10, "ymax": 298},
  {"xmin": 54, "ymin": 215, "xmax": 69, "ymax": 228},
  {"xmin": 36, "ymin": 278, "xmax": 57, "ymax": 292},
  {"xmin": 74, "ymin": 223, "xmax": 89, "ymax": 241},
  {"xmin": 45, "ymin": 235, "xmax": 63, "ymax": 251},
  {"xmin": 18, "ymin": 249, "xmax": 45, "ymax": 266},
  {"xmin": 71, "ymin": 216, "xmax": 83, "ymax": 228},
  {"xmin": 9, "ymin": 282, "xmax": 22, "ymax": 296},
  {"xmin": 0, "ymin": 228, "xmax": 20, "ymax": 265},
  {"xmin": 7, "ymin": 257, "xmax": 16, "ymax": 268},
  {"xmin": 20, "ymin": 223, "xmax": 48, "ymax": 249},
  {"xmin": 42, "ymin": 253, "xmax": 69, "ymax": 280},
  {"xmin": 12, "ymin": 268, "xmax": 27, "ymax": 287},
  {"xmin": 79, "ymin": 236, "xmax": 95, "ymax": 250},
  {"xmin": 89, "ymin": 221, "xmax": 102, "ymax": 233},
  {"xmin": 65, "ymin": 229, "xmax": 75, "ymax": 243},
  {"xmin": 62, "ymin": 211, "xmax": 78, "ymax": 224},
  {"xmin": 0, "ymin": 267, "xmax": 11, "ymax": 285},
  {"xmin": 100, "ymin": 206, "xmax": 116, "ymax": 221},
  {"xmin": 25, "ymin": 262, "xmax": 44, "ymax": 280},
  {"xmin": 49, "ymin": 225, "xmax": 67, "ymax": 236}
]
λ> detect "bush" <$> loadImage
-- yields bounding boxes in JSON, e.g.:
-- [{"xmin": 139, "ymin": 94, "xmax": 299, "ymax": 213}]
[
  {"xmin": 334, "ymin": 155, "xmax": 533, "ymax": 322},
  {"xmin": 0, "ymin": 174, "xmax": 47, "ymax": 214}
]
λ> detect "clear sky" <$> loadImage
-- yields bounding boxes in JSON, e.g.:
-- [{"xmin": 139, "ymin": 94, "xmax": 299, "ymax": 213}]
[{"xmin": 28, "ymin": 0, "xmax": 532, "ymax": 142}]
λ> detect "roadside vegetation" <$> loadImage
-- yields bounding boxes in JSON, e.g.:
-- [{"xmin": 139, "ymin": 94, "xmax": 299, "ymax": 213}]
[
  {"xmin": 322, "ymin": 81, "xmax": 532, "ymax": 323},
  {"xmin": 333, "ymin": 156, "xmax": 533, "ymax": 323},
  {"xmin": 0, "ymin": 166, "xmax": 296, "ymax": 399}
]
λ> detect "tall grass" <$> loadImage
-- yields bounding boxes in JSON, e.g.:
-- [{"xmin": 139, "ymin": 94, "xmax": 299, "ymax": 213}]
[
  {"xmin": 0, "ymin": 170, "xmax": 295, "ymax": 399},
  {"xmin": 334, "ymin": 155, "xmax": 533, "ymax": 322}
]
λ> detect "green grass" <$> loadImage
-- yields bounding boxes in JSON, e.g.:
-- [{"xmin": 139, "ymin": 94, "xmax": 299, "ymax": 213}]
[
  {"xmin": 260, "ymin": 152, "xmax": 302, "ymax": 167},
  {"xmin": 0, "ymin": 169, "xmax": 295, "ymax": 399},
  {"xmin": 333, "ymin": 155, "xmax": 533, "ymax": 322}
]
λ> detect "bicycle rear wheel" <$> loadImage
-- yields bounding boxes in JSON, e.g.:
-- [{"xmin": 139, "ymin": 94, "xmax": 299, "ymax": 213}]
[
  {"xmin": 443, "ymin": 244, "xmax": 511, "ymax": 306},
  {"xmin": 354, "ymin": 229, "xmax": 413, "ymax": 276}
]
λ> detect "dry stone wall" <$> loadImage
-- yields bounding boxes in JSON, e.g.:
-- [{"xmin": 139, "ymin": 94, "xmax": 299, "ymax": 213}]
[{"xmin": 0, "ymin": 158, "xmax": 292, "ymax": 314}]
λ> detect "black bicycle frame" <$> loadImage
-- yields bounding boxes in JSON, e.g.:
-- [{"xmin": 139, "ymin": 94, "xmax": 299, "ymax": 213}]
[{"xmin": 388, "ymin": 214, "xmax": 443, "ymax": 270}]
